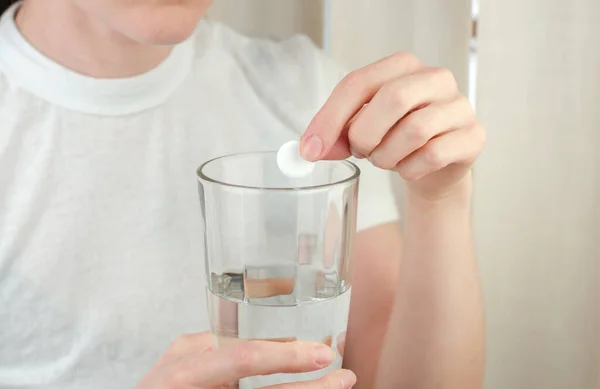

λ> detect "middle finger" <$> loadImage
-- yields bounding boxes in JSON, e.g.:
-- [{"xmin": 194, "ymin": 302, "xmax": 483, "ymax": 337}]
[
  {"xmin": 368, "ymin": 95, "xmax": 475, "ymax": 170},
  {"xmin": 347, "ymin": 67, "xmax": 459, "ymax": 158}
]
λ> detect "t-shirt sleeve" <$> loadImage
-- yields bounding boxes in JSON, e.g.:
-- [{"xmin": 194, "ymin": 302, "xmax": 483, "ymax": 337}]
[{"xmin": 229, "ymin": 30, "xmax": 400, "ymax": 231}]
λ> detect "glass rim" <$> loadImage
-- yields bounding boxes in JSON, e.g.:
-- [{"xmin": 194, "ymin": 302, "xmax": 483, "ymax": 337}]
[{"xmin": 197, "ymin": 151, "xmax": 360, "ymax": 192}]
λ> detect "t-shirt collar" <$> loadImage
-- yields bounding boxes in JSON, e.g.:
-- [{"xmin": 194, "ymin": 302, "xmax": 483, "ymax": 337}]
[{"xmin": 0, "ymin": 2, "xmax": 196, "ymax": 116}]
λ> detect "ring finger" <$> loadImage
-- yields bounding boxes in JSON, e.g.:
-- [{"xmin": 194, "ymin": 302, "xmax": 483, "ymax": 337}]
[
  {"xmin": 395, "ymin": 122, "xmax": 486, "ymax": 180},
  {"xmin": 368, "ymin": 95, "xmax": 475, "ymax": 170},
  {"xmin": 346, "ymin": 67, "xmax": 459, "ymax": 158}
]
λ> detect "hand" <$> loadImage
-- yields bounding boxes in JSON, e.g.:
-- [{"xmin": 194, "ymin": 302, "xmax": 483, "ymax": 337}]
[
  {"xmin": 300, "ymin": 52, "xmax": 485, "ymax": 202},
  {"xmin": 136, "ymin": 332, "xmax": 357, "ymax": 389}
]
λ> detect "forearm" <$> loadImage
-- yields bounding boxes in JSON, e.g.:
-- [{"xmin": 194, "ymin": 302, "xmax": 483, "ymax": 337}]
[
  {"xmin": 376, "ymin": 180, "xmax": 485, "ymax": 389},
  {"xmin": 343, "ymin": 223, "xmax": 402, "ymax": 388}
]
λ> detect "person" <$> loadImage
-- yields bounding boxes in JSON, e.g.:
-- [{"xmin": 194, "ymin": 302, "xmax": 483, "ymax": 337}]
[{"xmin": 0, "ymin": 0, "xmax": 485, "ymax": 388}]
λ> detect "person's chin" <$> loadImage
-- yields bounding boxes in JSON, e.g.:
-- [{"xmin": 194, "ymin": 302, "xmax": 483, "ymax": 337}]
[
  {"xmin": 135, "ymin": 23, "xmax": 198, "ymax": 46},
  {"xmin": 116, "ymin": 6, "xmax": 205, "ymax": 45}
]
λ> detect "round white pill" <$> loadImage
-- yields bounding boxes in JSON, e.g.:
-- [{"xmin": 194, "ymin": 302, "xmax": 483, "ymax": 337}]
[{"xmin": 276, "ymin": 140, "xmax": 316, "ymax": 178}]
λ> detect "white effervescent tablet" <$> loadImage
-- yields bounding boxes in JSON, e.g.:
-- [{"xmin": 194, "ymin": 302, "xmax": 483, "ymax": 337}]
[{"xmin": 276, "ymin": 140, "xmax": 316, "ymax": 178}]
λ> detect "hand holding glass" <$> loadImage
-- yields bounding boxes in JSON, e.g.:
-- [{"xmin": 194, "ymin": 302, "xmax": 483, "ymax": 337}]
[{"xmin": 198, "ymin": 151, "xmax": 359, "ymax": 387}]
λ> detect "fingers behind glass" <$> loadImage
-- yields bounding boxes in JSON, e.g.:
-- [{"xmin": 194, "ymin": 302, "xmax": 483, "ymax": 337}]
[
  {"xmin": 261, "ymin": 369, "xmax": 357, "ymax": 389},
  {"xmin": 179, "ymin": 340, "xmax": 335, "ymax": 387}
]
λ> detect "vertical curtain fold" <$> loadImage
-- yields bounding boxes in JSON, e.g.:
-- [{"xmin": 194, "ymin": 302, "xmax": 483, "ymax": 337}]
[
  {"xmin": 474, "ymin": 1, "xmax": 600, "ymax": 388},
  {"xmin": 328, "ymin": 0, "xmax": 471, "ymax": 94},
  {"xmin": 206, "ymin": 0, "xmax": 323, "ymax": 45}
]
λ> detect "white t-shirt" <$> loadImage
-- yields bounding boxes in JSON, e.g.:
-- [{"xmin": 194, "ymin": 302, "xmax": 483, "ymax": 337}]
[{"xmin": 0, "ymin": 4, "xmax": 399, "ymax": 388}]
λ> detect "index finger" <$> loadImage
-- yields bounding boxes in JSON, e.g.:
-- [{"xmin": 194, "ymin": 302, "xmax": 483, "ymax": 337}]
[
  {"xmin": 174, "ymin": 340, "xmax": 335, "ymax": 387},
  {"xmin": 300, "ymin": 51, "xmax": 422, "ymax": 161}
]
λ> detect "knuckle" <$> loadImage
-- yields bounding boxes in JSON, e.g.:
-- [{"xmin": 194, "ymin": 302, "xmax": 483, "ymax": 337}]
[
  {"xmin": 431, "ymin": 67, "xmax": 458, "ymax": 90},
  {"xmin": 395, "ymin": 163, "xmax": 416, "ymax": 181},
  {"xmin": 449, "ymin": 95, "xmax": 474, "ymax": 118},
  {"xmin": 384, "ymin": 82, "xmax": 411, "ymax": 110},
  {"xmin": 456, "ymin": 95, "xmax": 474, "ymax": 112},
  {"xmin": 231, "ymin": 342, "xmax": 260, "ymax": 372},
  {"xmin": 400, "ymin": 171, "xmax": 417, "ymax": 182},
  {"xmin": 347, "ymin": 125, "xmax": 371, "ymax": 155},
  {"xmin": 472, "ymin": 122, "xmax": 487, "ymax": 150},
  {"xmin": 339, "ymin": 70, "xmax": 365, "ymax": 92},
  {"xmin": 168, "ymin": 334, "xmax": 191, "ymax": 355},
  {"xmin": 369, "ymin": 153, "xmax": 397, "ymax": 171},
  {"xmin": 422, "ymin": 144, "xmax": 444, "ymax": 169},
  {"xmin": 165, "ymin": 366, "xmax": 190, "ymax": 389},
  {"xmin": 477, "ymin": 122, "xmax": 487, "ymax": 141},
  {"xmin": 403, "ymin": 117, "xmax": 430, "ymax": 146},
  {"xmin": 179, "ymin": 333, "xmax": 196, "ymax": 343},
  {"xmin": 393, "ymin": 51, "xmax": 420, "ymax": 67},
  {"xmin": 347, "ymin": 125, "xmax": 361, "ymax": 148}
]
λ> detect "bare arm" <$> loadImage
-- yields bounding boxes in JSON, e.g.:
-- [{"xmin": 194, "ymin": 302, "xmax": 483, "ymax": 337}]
[
  {"xmin": 375, "ymin": 179, "xmax": 484, "ymax": 389},
  {"xmin": 343, "ymin": 222, "xmax": 402, "ymax": 388},
  {"xmin": 300, "ymin": 51, "xmax": 486, "ymax": 389},
  {"xmin": 344, "ymin": 180, "xmax": 483, "ymax": 389}
]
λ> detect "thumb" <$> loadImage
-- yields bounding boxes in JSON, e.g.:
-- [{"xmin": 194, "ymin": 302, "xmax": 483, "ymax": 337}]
[
  {"xmin": 299, "ymin": 101, "xmax": 357, "ymax": 162},
  {"xmin": 300, "ymin": 102, "xmax": 368, "ymax": 162},
  {"xmin": 300, "ymin": 131, "xmax": 351, "ymax": 161}
]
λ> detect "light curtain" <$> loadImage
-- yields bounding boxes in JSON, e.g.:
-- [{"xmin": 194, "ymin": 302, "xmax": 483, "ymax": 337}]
[
  {"xmin": 207, "ymin": 1, "xmax": 600, "ymax": 387},
  {"xmin": 474, "ymin": 0, "xmax": 600, "ymax": 388},
  {"xmin": 206, "ymin": 0, "xmax": 324, "ymax": 44}
]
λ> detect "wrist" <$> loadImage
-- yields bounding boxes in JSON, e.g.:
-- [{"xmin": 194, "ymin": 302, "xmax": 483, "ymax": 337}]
[{"xmin": 406, "ymin": 174, "xmax": 473, "ymax": 214}]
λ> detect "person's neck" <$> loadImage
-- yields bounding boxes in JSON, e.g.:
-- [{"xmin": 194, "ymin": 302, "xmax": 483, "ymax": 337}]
[{"xmin": 15, "ymin": 0, "xmax": 172, "ymax": 78}]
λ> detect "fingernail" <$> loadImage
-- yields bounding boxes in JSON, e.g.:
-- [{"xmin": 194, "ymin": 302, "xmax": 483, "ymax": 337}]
[
  {"xmin": 337, "ymin": 369, "xmax": 357, "ymax": 388},
  {"xmin": 313, "ymin": 344, "xmax": 334, "ymax": 367},
  {"xmin": 300, "ymin": 135, "xmax": 323, "ymax": 162}
]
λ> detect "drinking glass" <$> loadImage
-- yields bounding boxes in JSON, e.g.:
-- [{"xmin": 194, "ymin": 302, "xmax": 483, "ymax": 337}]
[{"xmin": 197, "ymin": 151, "xmax": 359, "ymax": 388}]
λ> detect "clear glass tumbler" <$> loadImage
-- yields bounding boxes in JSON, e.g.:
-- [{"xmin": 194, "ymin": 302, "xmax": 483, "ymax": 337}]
[{"xmin": 197, "ymin": 151, "xmax": 359, "ymax": 388}]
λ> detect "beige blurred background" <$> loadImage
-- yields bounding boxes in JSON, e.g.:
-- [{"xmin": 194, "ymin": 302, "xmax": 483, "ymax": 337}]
[{"xmin": 207, "ymin": 1, "xmax": 600, "ymax": 388}]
